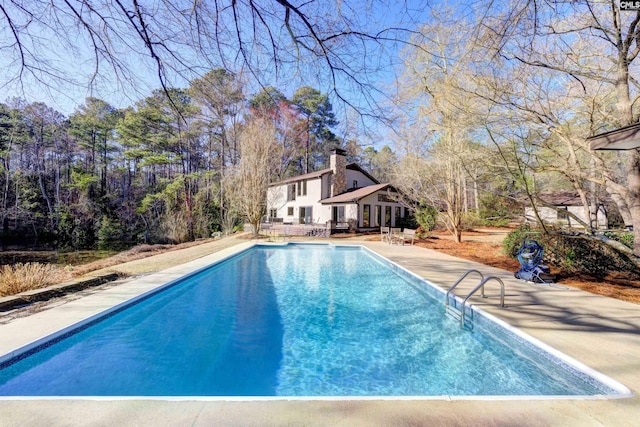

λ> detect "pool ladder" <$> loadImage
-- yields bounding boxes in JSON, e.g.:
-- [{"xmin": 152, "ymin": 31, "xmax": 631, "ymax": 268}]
[{"xmin": 445, "ymin": 269, "xmax": 505, "ymax": 330}]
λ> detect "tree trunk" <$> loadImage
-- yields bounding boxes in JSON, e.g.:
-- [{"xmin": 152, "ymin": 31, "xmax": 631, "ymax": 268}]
[
  {"xmin": 36, "ymin": 153, "xmax": 54, "ymax": 230},
  {"xmin": 616, "ymin": 56, "xmax": 640, "ymax": 256},
  {"xmin": 454, "ymin": 226, "xmax": 462, "ymax": 243},
  {"xmin": 462, "ymin": 173, "xmax": 468, "ymax": 213},
  {"xmin": 589, "ymin": 158, "xmax": 599, "ymax": 229},
  {"xmin": 473, "ymin": 167, "xmax": 479, "ymax": 211},
  {"xmin": 305, "ymin": 116, "xmax": 310, "ymax": 174},
  {"xmin": 626, "ymin": 150, "xmax": 640, "ymax": 256},
  {"xmin": 616, "ymin": 59, "xmax": 633, "ymax": 126},
  {"xmin": 574, "ymin": 183, "xmax": 593, "ymax": 234}
]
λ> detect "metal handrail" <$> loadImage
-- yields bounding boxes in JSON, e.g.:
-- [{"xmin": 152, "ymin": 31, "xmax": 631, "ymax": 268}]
[
  {"xmin": 445, "ymin": 269, "xmax": 484, "ymax": 308},
  {"xmin": 460, "ymin": 276, "xmax": 505, "ymax": 327}
]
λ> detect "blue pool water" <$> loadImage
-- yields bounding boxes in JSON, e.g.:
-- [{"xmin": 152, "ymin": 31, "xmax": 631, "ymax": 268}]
[{"xmin": 0, "ymin": 244, "xmax": 624, "ymax": 396}]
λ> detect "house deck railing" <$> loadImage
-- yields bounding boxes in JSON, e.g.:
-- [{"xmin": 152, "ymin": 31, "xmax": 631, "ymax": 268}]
[
  {"xmin": 329, "ymin": 221, "xmax": 350, "ymax": 233},
  {"xmin": 260, "ymin": 222, "xmax": 330, "ymax": 238}
]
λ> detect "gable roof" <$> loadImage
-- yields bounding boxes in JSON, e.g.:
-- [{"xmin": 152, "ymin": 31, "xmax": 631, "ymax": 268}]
[
  {"xmin": 320, "ymin": 183, "xmax": 393, "ymax": 204},
  {"xmin": 269, "ymin": 163, "xmax": 380, "ymax": 187},
  {"xmin": 587, "ymin": 122, "xmax": 640, "ymax": 150},
  {"xmin": 536, "ymin": 191, "xmax": 608, "ymax": 206},
  {"xmin": 346, "ymin": 163, "xmax": 379, "ymax": 185},
  {"xmin": 269, "ymin": 167, "xmax": 332, "ymax": 186}
]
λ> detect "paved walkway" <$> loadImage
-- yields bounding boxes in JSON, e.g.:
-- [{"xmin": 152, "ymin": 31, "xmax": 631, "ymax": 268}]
[{"xmin": 1, "ymin": 237, "xmax": 639, "ymax": 426}]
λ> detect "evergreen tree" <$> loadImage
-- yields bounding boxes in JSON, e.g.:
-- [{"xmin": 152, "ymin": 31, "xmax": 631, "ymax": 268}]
[{"xmin": 292, "ymin": 87, "xmax": 338, "ymax": 172}]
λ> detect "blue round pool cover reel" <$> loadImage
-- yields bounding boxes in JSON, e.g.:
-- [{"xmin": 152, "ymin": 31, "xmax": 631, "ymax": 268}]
[{"xmin": 514, "ymin": 239, "xmax": 556, "ymax": 283}]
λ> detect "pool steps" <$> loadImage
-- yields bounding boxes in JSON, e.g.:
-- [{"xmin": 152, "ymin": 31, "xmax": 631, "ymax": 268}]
[{"xmin": 446, "ymin": 270, "xmax": 506, "ymax": 330}]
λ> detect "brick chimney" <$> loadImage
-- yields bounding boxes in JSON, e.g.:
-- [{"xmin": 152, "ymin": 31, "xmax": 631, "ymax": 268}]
[{"xmin": 330, "ymin": 148, "xmax": 347, "ymax": 196}]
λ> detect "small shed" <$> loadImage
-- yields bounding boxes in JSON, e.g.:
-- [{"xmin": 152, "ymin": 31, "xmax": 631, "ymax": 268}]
[{"xmin": 524, "ymin": 191, "xmax": 608, "ymax": 229}]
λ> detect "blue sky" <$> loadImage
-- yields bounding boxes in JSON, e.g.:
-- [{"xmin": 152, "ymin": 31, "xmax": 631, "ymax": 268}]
[
  {"xmin": 0, "ymin": 2, "xmax": 436, "ymax": 108},
  {"xmin": 0, "ymin": 1, "xmax": 467, "ymax": 147}
]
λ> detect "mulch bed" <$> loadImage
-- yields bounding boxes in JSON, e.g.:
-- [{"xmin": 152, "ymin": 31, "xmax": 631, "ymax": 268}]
[{"xmin": 415, "ymin": 236, "xmax": 640, "ymax": 304}]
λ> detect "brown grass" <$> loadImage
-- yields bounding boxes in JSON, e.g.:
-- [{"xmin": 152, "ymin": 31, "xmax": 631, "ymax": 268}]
[
  {"xmin": 0, "ymin": 239, "xmax": 223, "ymax": 298},
  {"xmin": 69, "ymin": 239, "xmax": 217, "ymax": 276},
  {"xmin": 0, "ymin": 263, "xmax": 72, "ymax": 297}
]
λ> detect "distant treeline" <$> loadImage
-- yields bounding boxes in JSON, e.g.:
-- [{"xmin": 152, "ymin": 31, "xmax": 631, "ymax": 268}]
[{"xmin": 0, "ymin": 70, "xmax": 395, "ymax": 251}]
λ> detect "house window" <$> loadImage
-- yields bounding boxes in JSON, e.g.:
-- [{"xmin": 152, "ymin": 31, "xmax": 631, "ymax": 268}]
[
  {"xmin": 385, "ymin": 206, "xmax": 391, "ymax": 227},
  {"xmin": 395, "ymin": 206, "xmax": 401, "ymax": 225},
  {"xmin": 374, "ymin": 205, "xmax": 381, "ymax": 227},
  {"xmin": 300, "ymin": 206, "xmax": 313, "ymax": 224},
  {"xmin": 363, "ymin": 204, "xmax": 370, "ymax": 227},
  {"xmin": 352, "ymin": 180, "xmax": 358, "ymax": 189},
  {"xmin": 557, "ymin": 207, "xmax": 569, "ymax": 220},
  {"xmin": 269, "ymin": 209, "xmax": 277, "ymax": 218},
  {"xmin": 296, "ymin": 180, "xmax": 307, "ymax": 196},
  {"xmin": 287, "ymin": 207, "xmax": 294, "ymax": 216},
  {"xmin": 287, "ymin": 184, "xmax": 296, "ymax": 201},
  {"xmin": 332, "ymin": 206, "xmax": 345, "ymax": 222}
]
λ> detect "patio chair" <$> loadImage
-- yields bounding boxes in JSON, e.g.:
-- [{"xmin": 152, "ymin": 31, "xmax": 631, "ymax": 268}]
[
  {"xmin": 390, "ymin": 227, "xmax": 402, "ymax": 244},
  {"xmin": 380, "ymin": 226, "xmax": 391, "ymax": 242},
  {"xmin": 398, "ymin": 229, "xmax": 416, "ymax": 246}
]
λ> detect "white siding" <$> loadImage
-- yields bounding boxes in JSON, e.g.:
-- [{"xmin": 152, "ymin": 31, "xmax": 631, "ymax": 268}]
[
  {"xmin": 358, "ymin": 192, "xmax": 403, "ymax": 228},
  {"xmin": 524, "ymin": 207, "xmax": 557, "ymax": 224},
  {"xmin": 346, "ymin": 169, "xmax": 376, "ymax": 190},
  {"xmin": 266, "ymin": 185, "xmax": 287, "ymax": 217},
  {"xmin": 524, "ymin": 206, "xmax": 608, "ymax": 229},
  {"xmin": 267, "ymin": 177, "xmax": 332, "ymax": 224},
  {"xmin": 266, "ymin": 163, "xmax": 404, "ymax": 229},
  {"xmin": 321, "ymin": 175, "xmax": 332, "ymax": 199},
  {"xmin": 346, "ymin": 204, "xmax": 358, "ymax": 222}
]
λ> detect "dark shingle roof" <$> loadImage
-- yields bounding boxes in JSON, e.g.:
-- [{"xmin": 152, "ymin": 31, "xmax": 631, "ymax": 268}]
[
  {"xmin": 537, "ymin": 191, "xmax": 608, "ymax": 206},
  {"xmin": 269, "ymin": 163, "xmax": 380, "ymax": 187},
  {"xmin": 320, "ymin": 183, "xmax": 393, "ymax": 204},
  {"xmin": 269, "ymin": 168, "xmax": 332, "ymax": 186}
]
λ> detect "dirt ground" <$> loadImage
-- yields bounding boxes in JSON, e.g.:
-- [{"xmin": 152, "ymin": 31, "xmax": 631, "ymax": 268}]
[{"xmin": 419, "ymin": 228, "xmax": 640, "ymax": 305}]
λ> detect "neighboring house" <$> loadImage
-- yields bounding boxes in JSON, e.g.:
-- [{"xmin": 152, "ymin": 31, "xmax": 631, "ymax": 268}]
[
  {"xmin": 587, "ymin": 122, "xmax": 640, "ymax": 150},
  {"xmin": 266, "ymin": 149, "xmax": 409, "ymax": 230},
  {"xmin": 524, "ymin": 191, "xmax": 608, "ymax": 229}
]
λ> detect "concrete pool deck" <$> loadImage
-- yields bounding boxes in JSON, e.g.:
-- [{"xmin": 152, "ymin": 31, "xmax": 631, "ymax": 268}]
[{"xmin": 1, "ymin": 237, "xmax": 639, "ymax": 426}]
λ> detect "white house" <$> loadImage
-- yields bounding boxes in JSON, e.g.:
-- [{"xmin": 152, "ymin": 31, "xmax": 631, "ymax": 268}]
[
  {"xmin": 524, "ymin": 191, "xmax": 608, "ymax": 229},
  {"xmin": 266, "ymin": 149, "xmax": 408, "ymax": 230}
]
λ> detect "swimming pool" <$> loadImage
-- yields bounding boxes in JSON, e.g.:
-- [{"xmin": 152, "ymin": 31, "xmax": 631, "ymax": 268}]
[{"xmin": 0, "ymin": 243, "xmax": 631, "ymax": 397}]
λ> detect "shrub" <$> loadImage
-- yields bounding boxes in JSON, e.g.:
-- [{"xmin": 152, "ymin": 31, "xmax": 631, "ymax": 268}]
[
  {"xmin": 603, "ymin": 231, "xmax": 634, "ymax": 249},
  {"xmin": 415, "ymin": 226, "xmax": 430, "ymax": 239},
  {"xmin": 482, "ymin": 218, "xmax": 511, "ymax": 227},
  {"xmin": 502, "ymin": 225, "xmax": 536, "ymax": 258},
  {"xmin": 464, "ymin": 211, "xmax": 510, "ymax": 229},
  {"xmin": 55, "ymin": 208, "xmax": 97, "ymax": 250},
  {"xmin": 0, "ymin": 263, "xmax": 71, "ymax": 297},
  {"xmin": 503, "ymin": 226, "xmax": 640, "ymax": 278},
  {"xmin": 414, "ymin": 205, "xmax": 438, "ymax": 232},
  {"xmin": 97, "ymin": 216, "xmax": 129, "ymax": 250},
  {"xmin": 478, "ymin": 192, "xmax": 519, "ymax": 220},
  {"xmin": 161, "ymin": 212, "xmax": 190, "ymax": 244},
  {"xmin": 397, "ymin": 214, "xmax": 419, "ymax": 230},
  {"xmin": 193, "ymin": 198, "xmax": 221, "ymax": 239}
]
